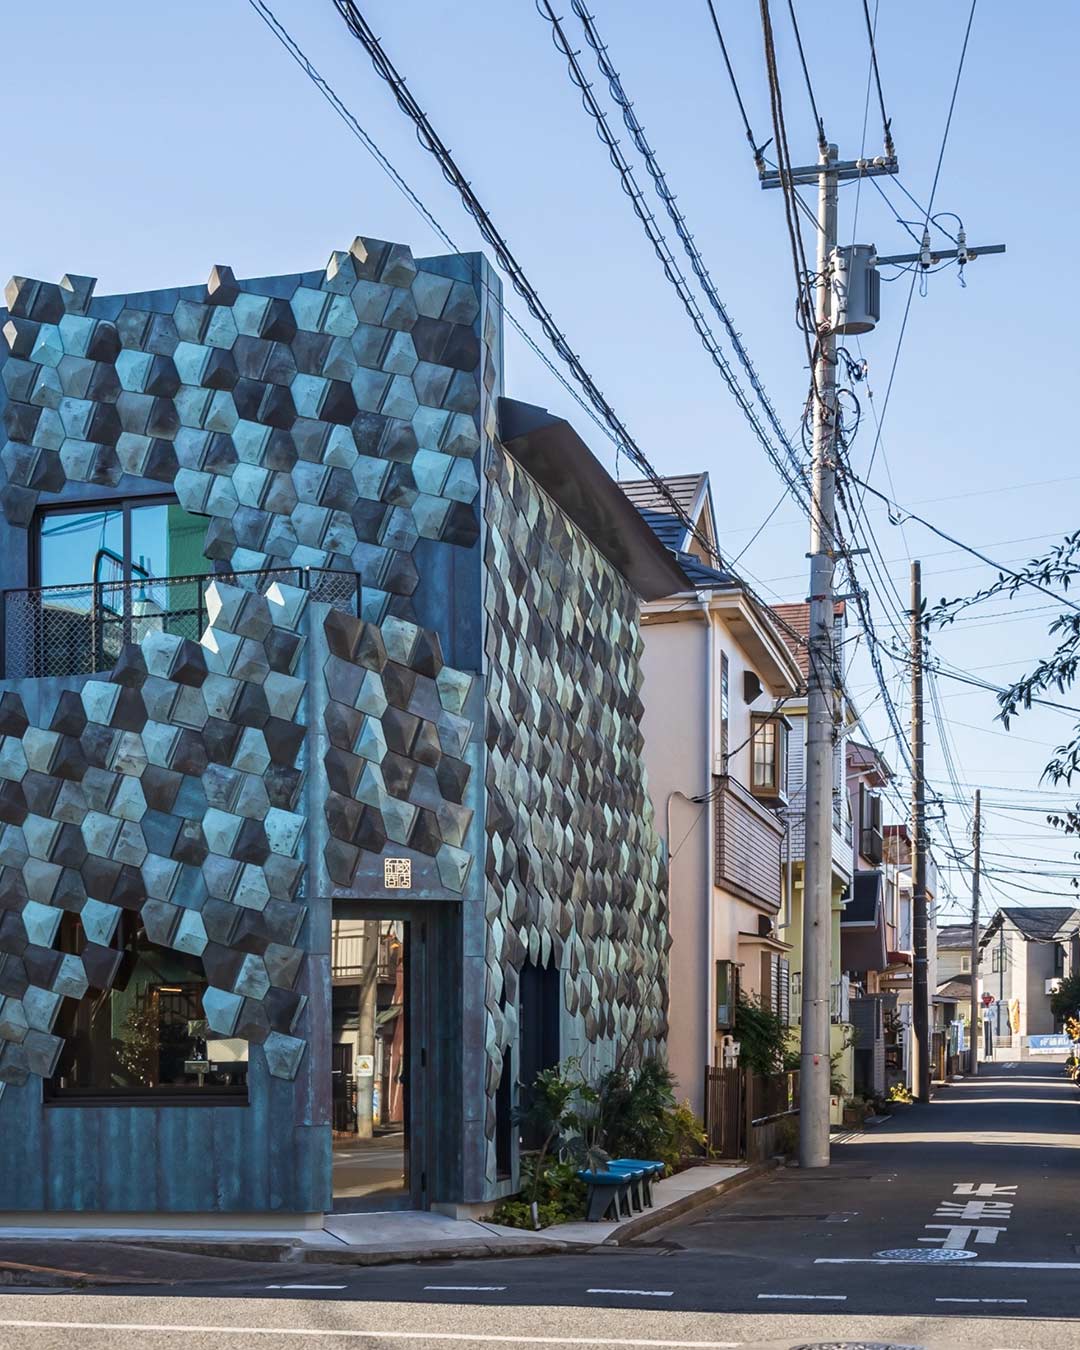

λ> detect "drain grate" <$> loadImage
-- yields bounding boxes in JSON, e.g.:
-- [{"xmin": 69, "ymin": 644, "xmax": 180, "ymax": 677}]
[{"xmin": 874, "ymin": 1247, "xmax": 977, "ymax": 1263}]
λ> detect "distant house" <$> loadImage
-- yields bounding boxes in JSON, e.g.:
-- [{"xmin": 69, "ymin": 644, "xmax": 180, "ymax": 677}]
[
  {"xmin": 936, "ymin": 922, "xmax": 979, "ymax": 1043},
  {"xmin": 978, "ymin": 907, "xmax": 1080, "ymax": 1045}
]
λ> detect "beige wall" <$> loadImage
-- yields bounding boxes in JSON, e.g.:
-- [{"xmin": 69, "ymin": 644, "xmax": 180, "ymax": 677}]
[{"xmin": 639, "ymin": 602, "xmax": 790, "ymax": 1113}]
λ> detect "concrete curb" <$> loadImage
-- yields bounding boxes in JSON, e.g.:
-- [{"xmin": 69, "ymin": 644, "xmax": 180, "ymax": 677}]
[{"xmin": 604, "ymin": 1158, "xmax": 779, "ymax": 1246}]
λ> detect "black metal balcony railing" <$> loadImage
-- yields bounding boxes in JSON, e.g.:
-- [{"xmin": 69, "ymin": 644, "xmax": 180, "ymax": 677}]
[{"xmin": 1, "ymin": 567, "xmax": 361, "ymax": 681}]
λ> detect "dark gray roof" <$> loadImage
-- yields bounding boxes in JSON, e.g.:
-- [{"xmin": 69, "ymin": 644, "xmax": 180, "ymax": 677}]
[
  {"xmin": 671, "ymin": 552, "xmax": 736, "ymax": 589},
  {"xmin": 980, "ymin": 906, "xmax": 1080, "ymax": 947},
  {"xmin": 497, "ymin": 399, "xmax": 691, "ymax": 601},
  {"xmin": 937, "ymin": 923, "xmax": 980, "ymax": 950},
  {"xmin": 619, "ymin": 474, "xmax": 707, "ymax": 553}
]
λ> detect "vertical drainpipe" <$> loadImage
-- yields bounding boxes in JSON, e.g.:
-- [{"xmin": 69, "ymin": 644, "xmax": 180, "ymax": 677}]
[{"xmin": 702, "ymin": 594, "xmax": 716, "ymax": 1065}]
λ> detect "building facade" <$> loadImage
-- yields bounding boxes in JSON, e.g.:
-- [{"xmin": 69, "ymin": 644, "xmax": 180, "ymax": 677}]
[
  {"xmin": 625, "ymin": 474, "xmax": 803, "ymax": 1115},
  {"xmin": 978, "ymin": 907, "xmax": 1080, "ymax": 1047},
  {"xmin": 0, "ymin": 239, "xmax": 672, "ymax": 1218}
]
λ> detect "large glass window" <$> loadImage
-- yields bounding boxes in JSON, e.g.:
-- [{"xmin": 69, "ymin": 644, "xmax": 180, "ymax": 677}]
[
  {"xmin": 48, "ymin": 913, "xmax": 247, "ymax": 1103},
  {"xmin": 31, "ymin": 499, "xmax": 209, "ymax": 676}
]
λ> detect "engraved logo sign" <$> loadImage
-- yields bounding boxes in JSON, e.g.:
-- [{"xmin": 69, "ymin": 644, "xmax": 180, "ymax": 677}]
[{"xmin": 384, "ymin": 857, "xmax": 412, "ymax": 890}]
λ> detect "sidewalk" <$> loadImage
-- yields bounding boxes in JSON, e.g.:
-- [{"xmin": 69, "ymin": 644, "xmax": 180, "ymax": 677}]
[{"xmin": 0, "ymin": 1162, "xmax": 771, "ymax": 1283}]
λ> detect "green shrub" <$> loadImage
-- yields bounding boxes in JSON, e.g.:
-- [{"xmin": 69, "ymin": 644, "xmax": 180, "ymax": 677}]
[{"xmin": 490, "ymin": 1158, "xmax": 587, "ymax": 1229}]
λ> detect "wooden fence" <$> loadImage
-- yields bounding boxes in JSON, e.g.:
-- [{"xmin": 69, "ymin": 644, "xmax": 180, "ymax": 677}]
[{"xmin": 704, "ymin": 1066, "xmax": 800, "ymax": 1162}]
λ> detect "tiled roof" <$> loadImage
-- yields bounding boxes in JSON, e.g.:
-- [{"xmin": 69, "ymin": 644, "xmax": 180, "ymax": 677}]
[
  {"xmin": 769, "ymin": 601, "xmax": 846, "ymax": 678},
  {"xmin": 619, "ymin": 474, "xmax": 708, "ymax": 553}
]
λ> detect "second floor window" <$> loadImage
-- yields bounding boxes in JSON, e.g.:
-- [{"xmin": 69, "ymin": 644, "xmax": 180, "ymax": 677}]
[
  {"xmin": 23, "ymin": 498, "xmax": 210, "ymax": 679},
  {"xmin": 750, "ymin": 713, "xmax": 787, "ymax": 800}
]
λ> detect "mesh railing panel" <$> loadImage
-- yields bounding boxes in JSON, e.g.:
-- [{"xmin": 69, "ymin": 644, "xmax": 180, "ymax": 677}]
[{"xmin": 2, "ymin": 567, "xmax": 360, "ymax": 680}]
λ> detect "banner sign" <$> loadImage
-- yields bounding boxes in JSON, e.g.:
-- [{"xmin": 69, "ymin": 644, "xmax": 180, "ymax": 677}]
[{"xmin": 1027, "ymin": 1034, "xmax": 1076, "ymax": 1055}]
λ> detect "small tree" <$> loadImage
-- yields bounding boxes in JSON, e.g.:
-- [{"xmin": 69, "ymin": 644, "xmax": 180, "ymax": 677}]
[{"xmin": 930, "ymin": 529, "xmax": 1080, "ymax": 884}]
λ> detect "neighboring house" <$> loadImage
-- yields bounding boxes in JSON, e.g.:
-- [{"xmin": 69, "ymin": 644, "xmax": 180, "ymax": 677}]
[
  {"xmin": 935, "ymin": 922, "xmax": 979, "ymax": 1048},
  {"xmin": 883, "ymin": 825, "xmax": 939, "ymax": 1087},
  {"xmin": 769, "ymin": 601, "xmax": 856, "ymax": 1121},
  {"xmin": 842, "ymin": 740, "xmax": 893, "ymax": 1100},
  {"xmin": 0, "ymin": 239, "xmax": 675, "ymax": 1219},
  {"xmin": 624, "ymin": 473, "xmax": 803, "ymax": 1116},
  {"xmin": 978, "ymin": 907, "xmax": 1080, "ymax": 1046}
]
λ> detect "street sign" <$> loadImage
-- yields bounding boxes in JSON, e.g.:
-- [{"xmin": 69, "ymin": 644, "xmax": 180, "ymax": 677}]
[{"xmin": 357, "ymin": 1054, "xmax": 375, "ymax": 1076}]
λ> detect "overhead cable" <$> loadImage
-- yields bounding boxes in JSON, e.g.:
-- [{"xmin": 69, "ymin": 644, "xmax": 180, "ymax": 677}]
[
  {"xmin": 244, "ymin": 0, "xmax": 618, "ymax": 455},
  {"xmin": 536, "ymin": 0, "xmax": 810, "ymax": 506},
  {"xmin": 570, "ymin": 0, "xmax": 805, "ymax": 487},
  {"xmin": 860, "ymin": 0, "xmax": 894, "ymax": 156},
  {"xmin": 704, "ymin": 0, "xmax": 767, "ymax": 165}
]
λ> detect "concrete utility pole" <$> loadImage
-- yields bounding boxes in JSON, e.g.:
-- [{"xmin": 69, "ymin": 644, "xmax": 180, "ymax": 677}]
[
  {"xmin": 797, "ymin": 141, "xmax": 840, "ymax": 1170},
  {"xmin": 762, "ymin": 144, "xmax": 898, "ymax": 1168},
  {"xmin": 911, "ymin": 560, "xmax": 931, "ymax": 1102},
  {"xmin": 969, "ymin": 789, "xmax": 981, "ymax": 1076}
]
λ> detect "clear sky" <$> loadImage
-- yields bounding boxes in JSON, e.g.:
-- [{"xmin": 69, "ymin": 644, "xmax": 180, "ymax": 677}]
[{"xmin": 3, "ymin": 0, "xmax": 1078, "ymax": 914}]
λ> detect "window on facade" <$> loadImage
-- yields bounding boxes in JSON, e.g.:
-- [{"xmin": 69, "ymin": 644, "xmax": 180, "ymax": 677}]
[
  {"xmin": 961, "ymin": 954, "xmax": 971, "ymax": 973},
  {"xmin": 32, "ymin": 499, "xmax": 210, "ymax": 677},
  {"xmin": 1054, "ymin": 943, "xmax": 1066, "ymax": 978},
  {"xmin": 991, "ymin": 943, "xmax": 1006, "ymax": 974},
  {"xmin": 47, "ymin": 913, "xmax": 247, "ymax": 1103},
  {"xmin": 859, "ymin": 786, "xmax": 884, "ymax": 865},
  {"xmin": 715, "ymin": 959, "xmax": 736, "ymax": 1030},
  {"xmin": 719, "ymin": 652, "xmax": 730, "ymax": 764},
  {"xmin": 750, "ymin": 713, "xmax": 787, "ymax": 800}
]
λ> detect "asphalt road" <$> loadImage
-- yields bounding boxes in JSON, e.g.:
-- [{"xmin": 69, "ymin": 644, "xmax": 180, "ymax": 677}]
[{"xmin": 4, "ymin": 1062, "xmax": 1080, "ymax": 1349}]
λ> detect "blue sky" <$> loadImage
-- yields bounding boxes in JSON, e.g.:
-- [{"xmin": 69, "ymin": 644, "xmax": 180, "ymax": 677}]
[{"xmin": 4, "ymin": 0, "xmax": 1078, "ymax": 911}]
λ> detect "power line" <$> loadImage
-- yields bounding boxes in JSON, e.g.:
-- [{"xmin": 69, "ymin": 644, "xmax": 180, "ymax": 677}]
[
  {"xmin": 244, "ymin": 0, "xmax": 621, "ymax": 458},
  {"xmin": 842, "ymin": 470, "xmax": 1080, "ymax": 615},
  {"xmin": 323, "ymin": 0, "xmax": 738, "ymax": 572},
  {"xmin": 704, "ymin": 0, "xmax": 767, "ymax": 164},
  {"xmin": 785, "ymin": 0, "xmax": 826, "ymax": 149},
  {"xmin": 537, "ymin": 0, "xmax": 810, "ymax": 506},
  {"xmin": 860, "ymin": 0, "xmax": 894, "ymax": 156},
  {"xmin": 571, "ymin": 0, "xmax": 804, "ymax": 485}
]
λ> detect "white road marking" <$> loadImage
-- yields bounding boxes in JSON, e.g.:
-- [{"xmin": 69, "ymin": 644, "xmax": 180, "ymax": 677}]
[
  {"xmin": 936, "ymin": 1298, "xmax": 1028, "ymax": 1305},
  {"xmin": 0, "ymin": 1325, "xmax": 742, "ymax": 1349},
  {"xmin": 423, "ymin": 1286, "xmax": 509, "ymax": 1293},
  {"xmin": 757, "ymin": 1294, "xmax": 847, "ymax": 1301},
  {"xmin": 818, "ymin": 1257, "xmax": 1080, "ymax": 1269},
  {"xmin": 265, "ymin": 1285, "xmax": 347, "ymax": 1291},
  {"xmin": 586, "ymin": 1289, "xmax": 674, "ymax": 1298}
]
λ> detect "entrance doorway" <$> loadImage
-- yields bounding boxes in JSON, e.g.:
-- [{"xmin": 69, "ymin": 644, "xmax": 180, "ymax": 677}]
[{"xmin": 331, "ymin": 917, "xmax": 410, "ymax": 1208}]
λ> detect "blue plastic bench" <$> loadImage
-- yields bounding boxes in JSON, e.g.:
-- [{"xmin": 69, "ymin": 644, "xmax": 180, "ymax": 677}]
[{"xmin": 577, "ymin": 1167, "xmax": 639, "ymax": 1222}]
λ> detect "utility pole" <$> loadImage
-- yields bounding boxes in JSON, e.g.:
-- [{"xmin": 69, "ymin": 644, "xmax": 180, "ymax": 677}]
[
  {"xmin": 910, "ymin": 560, "xmax": 931, "ymax": 1102},
  {"xmin": 968, "ymin": 789, "xmax": 981, "ymax": 1076},
  {"xmin": 758, "ymin": 137, "xmax": 1004, "ymax": 1159},
  {"xmin": 797, "ymin": 141, "xmax": 839, "ymax": 1170}
]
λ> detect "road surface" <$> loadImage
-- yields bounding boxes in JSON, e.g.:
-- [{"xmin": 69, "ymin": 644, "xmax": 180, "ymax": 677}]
[{"xmin": 3, "ymin": 1062, "xmax": 1078, "ymax": 1348}]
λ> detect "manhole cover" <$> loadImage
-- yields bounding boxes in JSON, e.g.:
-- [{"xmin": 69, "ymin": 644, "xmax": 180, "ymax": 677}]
[
  {"xmin": 874, "ymin": 1247, "xmax": 977, "ymax": 1262},
  {"xmin": 791, "ymin": 1344, "xmax": 925, "ymax": 1350}
]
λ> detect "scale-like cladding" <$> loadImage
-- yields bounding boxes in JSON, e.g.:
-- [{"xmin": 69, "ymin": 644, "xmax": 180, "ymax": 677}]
[
  {"xmin": 0, "ymin": 237, "xmax": 488, "ymax": 1102},
  {"xmin": 0, "ymin": 579, "xmax": 310, "ymax": 1099},
  {"xmin": 481, "ymin": 443, "xmax": 669, "ymax": 1170}
]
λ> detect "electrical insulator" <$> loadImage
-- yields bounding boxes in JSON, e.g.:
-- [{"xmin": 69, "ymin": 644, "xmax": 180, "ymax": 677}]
[{"xmin": 831, "ymin": 244, "xmax": 880, "ymax": 335}]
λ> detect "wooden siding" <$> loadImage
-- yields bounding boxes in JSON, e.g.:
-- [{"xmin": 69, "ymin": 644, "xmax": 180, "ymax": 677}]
[{"xmin": 714, "ymin": 776, "xmax": 783, "ymax": 911}]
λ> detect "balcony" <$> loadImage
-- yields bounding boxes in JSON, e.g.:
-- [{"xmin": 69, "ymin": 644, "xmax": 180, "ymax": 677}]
[
  {"xmin": 332, "ymin": 929, "xmax": 400, "ymax": 986},
  {"xmin": 0, "ymin": 567, "xmax": 361, "ymax": 680},
  {"xmin": 714, "ymin": 774, "xmax": 784, "ymax": 911}
]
